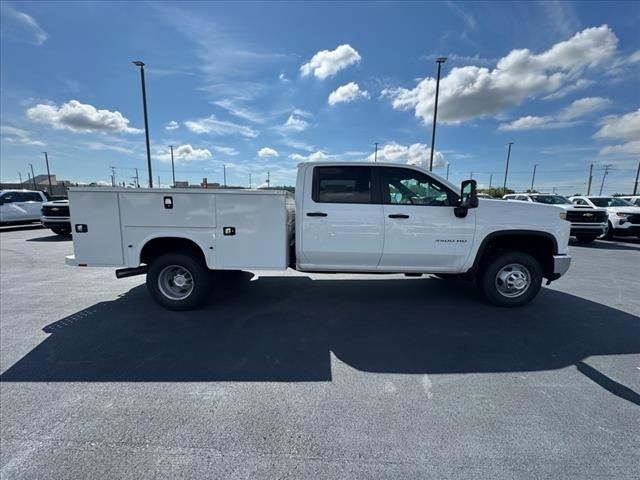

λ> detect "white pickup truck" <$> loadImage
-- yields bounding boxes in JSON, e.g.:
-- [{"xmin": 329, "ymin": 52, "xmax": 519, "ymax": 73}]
[{"xmin": 66, "ymin": 162, "xmax": 571, "ymax": 309}]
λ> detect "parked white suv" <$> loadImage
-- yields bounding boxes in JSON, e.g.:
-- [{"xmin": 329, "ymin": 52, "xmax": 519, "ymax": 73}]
[
  {"xmin": 0, "ymin": 189, "xmax": 48, "ymax": 225},
  {"xmin": 618, "ymin": 195, "xmax": 640, "ymax": 207},
  {"xmin": 569, "ymin": 196, "xmax": 640, "ymax": 239},
  {"xmin": 503, "ymin": 193, "xmax": 608, "ymax": 243}
]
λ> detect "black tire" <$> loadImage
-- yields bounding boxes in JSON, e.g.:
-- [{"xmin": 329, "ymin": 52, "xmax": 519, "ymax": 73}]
[
  {"xmin": 575, "ymin": 235, "xmax": 597, "ymax": 243},
  {"xmin": 146, "ymin": 252, "xmax": 210, "ymax": 311},
  {"xmin": 604, "ymin": 222, "xmax": 614, "ymax": 239},
  {"xmin": 51, "ymin": 227, "xmax": 71, "ymax": 235},
  {"xmin": 478, "ymin": 251, "xmax": 542, "ymax": 307}
]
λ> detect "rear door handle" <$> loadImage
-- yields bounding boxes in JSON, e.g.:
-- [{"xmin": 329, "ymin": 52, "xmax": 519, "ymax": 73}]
[
  {"xmin": 388, "ymin": 214, "xmax": 410, "ymax": 219},
  {"xmin": 307, "ymin": 212, "xmax": 328, "ymax": 217}
]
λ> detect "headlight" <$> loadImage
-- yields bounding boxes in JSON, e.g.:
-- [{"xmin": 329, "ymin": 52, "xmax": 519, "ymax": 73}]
[
  {"xmin": 559, "ymin": 211, "xmax": 567, "ymax": 220},
  {"xmin": 616, "ymin": 212, "xmax": 630, "ymax": 218}
]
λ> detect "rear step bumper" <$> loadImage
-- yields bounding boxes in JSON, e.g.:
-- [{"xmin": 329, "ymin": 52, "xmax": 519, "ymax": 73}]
[{"xmin": 115, "ymin": 266, "xmax": 148, "ymax": 279}]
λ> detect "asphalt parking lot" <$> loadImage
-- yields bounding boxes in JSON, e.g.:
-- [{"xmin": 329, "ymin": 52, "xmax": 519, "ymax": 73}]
[{"xmin": 1, "ymin": 225, "xmax": 639, "ymax": 479}]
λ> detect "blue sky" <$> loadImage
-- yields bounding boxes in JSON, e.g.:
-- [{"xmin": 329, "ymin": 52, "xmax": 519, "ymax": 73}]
[{"xmin": 1, "ymin": 1, "xmax": 639, "ymax": 193}]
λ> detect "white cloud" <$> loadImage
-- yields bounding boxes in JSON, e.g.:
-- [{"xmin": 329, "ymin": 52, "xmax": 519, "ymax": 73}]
[
  {"xmin": 281, "ymin": 111, "xmax": 311, "ymax": 132},
  {"xmin": 383, "ymin": 25, "xmax": 618, "ymax": 124},
  {"xmin": 300, "ymin": 44, "xmax": 361, "ymax": 79},
  {"xmin": 214, "ymin": 146, "xmax": 239, "ymax": 156},
  {"xmin": 157, "ymin": 144, "xmax": 213, "ymax": 163},
  {"xmin": 165, "ymin": 120, "xmax": 179, "ymax": 130},
  {"xmin": 258, "ymin": 147, "xmax": 279, "ymax": 158},
  {"xmin": 0, "ymin": 125, "xmax": 44, "ymax": 146},
  {"xmin": 499, "ymin": 96, "xmax": 611, "ymax": 130},
  {"xmin": 184, "ymin": 114, "xmax": 258, "ymax": 137},
  {"xmin": 594, "ymin": 109, "xmax": 640, "ymax": 156},
  {"xmin": 289, "ymin": 151, "xmax": 328, "ymax": 162},
  {"xmin": 212, "ymin": 99, "xmax": 266, "ymax": 123},
  {"xmin": 366, "ymin": 143, "xmax": 445, "ymax": 169},
  {"xmin": 542, "ymin": 79, "xmax": 594, "ymax": 100},
  {"xmin": 328, "ymin": 82, "xmax": 370, "ymax": 106},
  {"xmin": 278, "ymin": 72, "xmax": 289, "ymax": 82},
  {"xmin": 84, "ymin": 141, "xmax": 134, "ymax": 154},
  {"xmin": 26, "ymin": 100, "xmax": 142, "ymax": 134},
  {"xmin": 0, "ymin": 3, "xmax": 48, "ymax": 45}
]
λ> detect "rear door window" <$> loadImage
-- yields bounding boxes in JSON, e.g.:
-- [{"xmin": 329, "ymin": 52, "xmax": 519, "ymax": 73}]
[{"xmin": 313, "ymin": 166, "xmax": 372, "ymax": 204}]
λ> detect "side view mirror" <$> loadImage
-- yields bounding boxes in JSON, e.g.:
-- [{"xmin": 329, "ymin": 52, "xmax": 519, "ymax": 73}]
[
  {"xmin": 460, "ymin": 179, "xmax": 478, "ymax": 208},
  {"xmin": 454, "ymin": 180, "xmax": 478, "ymax": 218}
]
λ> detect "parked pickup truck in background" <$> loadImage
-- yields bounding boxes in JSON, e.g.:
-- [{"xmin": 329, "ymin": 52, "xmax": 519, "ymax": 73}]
[
  {"xmin": 0, "ymin": 189, "xmax": 48, "ymax": 225},
  {"xmin": 503, "ymin": 193, "xmax": 607, "ymax": 243},
  {"xmin": 66, "ymin": 162, "xmax": 572, "ymax": 310},
  {"xmin": 41, "ymin": 199, "xmax": 71, "ymax": 235},
  {"xmin": 569, "ymin": 195, "xmax": 640, "ymax": 239}
]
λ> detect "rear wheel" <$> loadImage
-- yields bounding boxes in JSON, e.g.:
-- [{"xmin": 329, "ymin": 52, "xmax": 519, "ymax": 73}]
[
  {"xmin": 51, "ymin": 227, "xmax": 71, "ymax": 235},
  {"xmin": 146, "ymin": 252, "xmax": 210, "ymax": 310},
  {"xmin": 575, "ymin": 235, "xmax": 597, "ymax": 243},
  {"xmin": 478, "ymin": 251, "xmax": 542, "ymax": 307}
]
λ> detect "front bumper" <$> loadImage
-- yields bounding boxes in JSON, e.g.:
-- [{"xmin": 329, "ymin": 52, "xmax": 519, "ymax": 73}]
[
  {"xmin": 549, "ymin": 254, "xmax": 571, "ymax": 282},
  {"xmin": 612, "ymin": 223, "xmax": 640, "ymax": 236},
  {"xmin": 570, "ymin": 223, "xmax": 607, "ymax": 236},
  {"xmin": 41, "ymin": 216, "xmax": 70, "ymax": 228}
]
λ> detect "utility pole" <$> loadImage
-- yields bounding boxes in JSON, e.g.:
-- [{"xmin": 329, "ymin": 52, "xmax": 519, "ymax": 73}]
[
  {"xmin": 429, "ymin": 57, "xmax": 447, "ymax": 171},
  {"xmin": 157, "ymin": 175, "xmax": 161, "ymax": 188},
  {"xmin": 587, "ymin": 163, "xmax": 593, "ymax": 195},
  {"xmin": 223, "ymin": 165, "xmax": 227, "ymax": 187},
  {"xmin": 19, "ymin": 172, "xmax": 22, "ymax": 184},
  {"xmin": 446, "ymin": 162, "xmax": 450, "ymax": 180},
  {"xmin": 134, "ymin": 168, "xmax": 139, "ymax": 188},
  {"xmin": 29, "ymin": 163, "xmax": 36, "ymax": 189},
  {"xmin": 374, "ymin": 142, "xmax": 379, "ymax": 163},
  {"xmin": 633, "ymin": 160, "xmax": 639, "ymax": 195},
  {"xmin": 267, "ymin": 171, "xmax": 270, "ymax": 188},
  {"xmin": 109, "ymin": 166, "xmax": 117, "ymax": 187},
  {"xmin": 42, "ymin": 152, "xmax": 53, "ymax": 194},
  {"xmin": 489, "ymin": 173, "xmax": 493, "ymax": 189},
  {"xmin": 503, "ymin": 142, "xmax": 514, "ymax": 191},
  {"xmin": 133, "ymin": 60, "xmax": 153, "ymax": 188},
  {"xmin": 169, "ymin": 145, "xmax": 176, "ymax": 188},
  {"xmin": 249, "ymin": 173, "xmax": 252, "ymax": 188},
  {"xmin": 530, "ymin": 164, "xmax": 537, "ymax": 192},
  {"xmin": 599, "ymin": 164, "xmax": 611, "ymax": 195},
  {"xmin": 469, "ymin": 171, "xmax": 473, "ymax": 180}
]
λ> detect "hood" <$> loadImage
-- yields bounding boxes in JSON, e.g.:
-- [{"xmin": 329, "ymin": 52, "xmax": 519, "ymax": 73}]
[
  {"xmin": 605, "ymin": 206, "xmax": 640, "ymax": 214},
  {"xmin": 43, "ymin": 199, "xmax": 69, "ymax": 207}
]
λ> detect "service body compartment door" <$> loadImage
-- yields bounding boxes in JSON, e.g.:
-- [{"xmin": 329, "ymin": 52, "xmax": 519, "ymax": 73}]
[
  {"xmin": 119, "ymin": 192, "xmax": 216, "ymax": 228},
  {"xmin": 215, "ymin": 193, "xmax": 288, "ymax": 270},
  {"xmin": 68, "ymin": 190, "xmax": 124, "ymax": 266}
]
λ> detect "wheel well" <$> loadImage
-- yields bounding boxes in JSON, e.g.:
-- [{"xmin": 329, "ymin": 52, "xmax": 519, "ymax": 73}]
[
  {"xmin": 473, "ymin": 233, "xmax": 556, "ymax": 278},
  {"xmin": 140, "ymin": 237, "xmax": 206, "ymax": 265}
]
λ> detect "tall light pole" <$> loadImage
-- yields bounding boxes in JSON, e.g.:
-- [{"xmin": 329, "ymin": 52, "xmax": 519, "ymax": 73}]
[
  {"xmin": 445, "ymin": 162, "xmax": 450, "ymax": 180},
  {"xmin": 374, "ymin": 142, "xmax": 379, "ymax": 163},
  {"xmin": 223, "ymin": 164, "xmax": 227, "ymax": 187},
  {"xmin": 530, "ymin": 164, "xmax": 537, "ymax": 192},
  {"xmin": 133, "ymin": 60, "xmax": 153, "ymax": 188},
  {"xmin": 19, "ymin": 172, "xmax": 22, "ymax": 184},
  {"xmin": 587, "ymin": 163, "xmax": 593, "ymax": 195},
  {"xmin": 42, "ymin": 151, "xmax": 53, "ymax": 194},
  {"xmin": 429, "ymin": 57, "xmax": 447, "ymax": 172},
  {"xmin": 169, "ymin": 145, "xmax": 176, "ymax": 188},
  {"xmin": 599, "ymin": 165, "xmax": 611, "ymax": 195},
  {"xmin": 633, "ymin": 160, "xmax": 639, "ymax": 195},
  {"xmin": 503, "ymin": 142, "xmax": 514, "ymax": 191},
  {"xmin": 489, "ymin": 173, "xmax": 493, "ymax": 189},
  {"xmin": 29, "ymin": 163, "xmax": 36, "ymax": 189}
]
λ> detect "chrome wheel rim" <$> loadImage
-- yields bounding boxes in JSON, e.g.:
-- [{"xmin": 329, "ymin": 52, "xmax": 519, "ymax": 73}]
[
  {"xmin": 158, "ymin": 265, "xmax": 194, "ymax": 301},
  {"xmin": 495, "ymin": 263, "xmax": 530, "ymax": 298}
]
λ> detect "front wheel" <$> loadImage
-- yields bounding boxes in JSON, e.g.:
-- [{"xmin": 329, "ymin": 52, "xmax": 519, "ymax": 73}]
[
  {"xmin": 478, "ymin": 251, "xmax": 542, "ymax": 307},
  {"xmin": 146, "ymin": 252, "xmax": 210, "ymax": 310}
]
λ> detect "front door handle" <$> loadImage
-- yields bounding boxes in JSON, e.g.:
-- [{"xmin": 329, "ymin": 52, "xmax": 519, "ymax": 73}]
[
  {"xmin": 307, "ymin": 212, "xmax": 328, "ymax": 217},
  {"xmin": 388, "ymin": 214, "xmax": 410, "ymax": 219}
]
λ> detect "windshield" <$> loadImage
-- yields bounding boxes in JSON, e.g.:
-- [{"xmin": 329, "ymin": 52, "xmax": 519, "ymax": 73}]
[
  {"xmin": 590, "ymin": 197, "xmax": 633, "ymax": 207},
  {"xmin": 531, "ymin": 195, "xmax": 572, "ymax": 205}
]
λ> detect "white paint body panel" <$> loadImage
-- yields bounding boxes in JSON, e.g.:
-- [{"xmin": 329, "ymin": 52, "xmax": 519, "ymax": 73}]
[
  {"xmin": 67, "ymin": 163, "xmax": 570, "ymax": 279},
  {"xmin": 0, "ymin": 190, "xmax": 47, "ymax": 223}
]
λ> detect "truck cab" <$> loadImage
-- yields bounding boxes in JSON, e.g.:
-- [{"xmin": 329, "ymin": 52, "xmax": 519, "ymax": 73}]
[{"xmin": 66, "ymin": 162, "xmax": 572, "ymax": 310}]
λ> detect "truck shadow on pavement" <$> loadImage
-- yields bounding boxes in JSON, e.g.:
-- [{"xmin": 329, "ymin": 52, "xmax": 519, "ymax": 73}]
[{"xmin": 1, "ymin": 276, "xmax": 639, "ymax": 404}]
